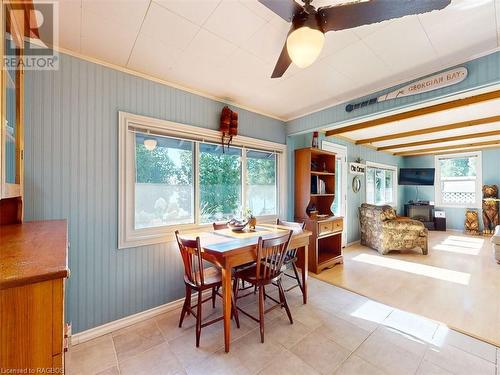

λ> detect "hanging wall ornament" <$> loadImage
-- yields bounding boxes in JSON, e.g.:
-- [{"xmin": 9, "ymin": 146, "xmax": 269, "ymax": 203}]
[{"xmin": 220, "ymin": 106, "xmax": 238, "ymax": 152}]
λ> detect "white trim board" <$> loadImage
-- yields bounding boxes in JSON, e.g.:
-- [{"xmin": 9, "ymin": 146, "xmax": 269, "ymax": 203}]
[
  {"xmin": 71, "ymin": 289, "xmax": 213, "ymax": 345},
  {"xmin": 71, "ymin": 298, "xmax": 184, "ymax": 345}
]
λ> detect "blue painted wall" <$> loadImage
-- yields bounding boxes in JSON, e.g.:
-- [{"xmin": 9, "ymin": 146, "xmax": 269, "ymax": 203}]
[
  {"xmin": 403, "ymin": 149, "xmax": 500, "ymax": 230},
  {"xmin": 23, "ymin": 52, "xmax": 286, "ymax": 334},
  {"xmin": 287, "ymin": 51, "xmax": 500, "ymax": 136},
  {"xmin": 288, "ymin": 133, "xmax": 404, "ymax": 244}
]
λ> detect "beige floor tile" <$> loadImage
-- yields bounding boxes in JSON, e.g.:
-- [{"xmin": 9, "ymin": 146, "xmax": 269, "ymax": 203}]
[
  {"xmin": 371, "ymin": 326, "xmax": 428, "ymax": 357},
  {"xmin": 383, "ymin": 308, "xmax": 439, "ymax": 343},
  {"xmin": 355, "ymin": 328, "xmax": 423, "ymax": 375},
  {"xmin": 185, "ymin": 348, "xmax": 250, "ymax": 375},
  {"xmin": 156, "ymin": 309, "xmax": 197, "ymax": 341},
  {"xmin": 319, "ymin": 312, "xmax": 371, "ymax": 351},
  {"xmin": 424, "ymin": 344, "xmax": 497, "ymax": 375},
  {"xmin": 291, "ymin": 303, "xmax": 327, "ymax": 330},
  {"xmin": 112, "ymin": 319, "xmax": 165, "ymax": 362},
  {"xmin": 333, "ymin": 355, "xmax": 386, "ymax": 375},
  {"xmin": 223, "ymin": 328, "xmax": 288, "ymax": 373},
  {"xmin": 258, "ymin": 350, "xmax": 321, "ymax": 375},
  {"xmin": 168, "ymin": 318, "xmax": 252, "ymax": 368},
  {"xmin": 95, "ymin": 366, "xmax": 120, "ymax": 375},
  {"xmin": 265, "ymin": 314, "xmax": 313, "ymax": 349},
  {"xmin": 119, "ymin": 342, "xmax": 185, "ymax": 375},
  {"xmin": 415, "ymin": 360, "xmax": 454, "ymax": 375},
  {"xmin": 289, "ymin": 328, "xmax": 351, "ymax": 374},
  {"xmin": 67, "ymin": 334, "xmax": 117, "ymax": 375},
  {"xmin": 432, "ymin": 324, "xmax": 498, "ymax": 363},
  {"xmin": 334, "ymin": 299, "xmax": 393, "ymax": 333},
  {"xmin": 315, "ymin": 231, "xmax": 500, "ymax": 347}
]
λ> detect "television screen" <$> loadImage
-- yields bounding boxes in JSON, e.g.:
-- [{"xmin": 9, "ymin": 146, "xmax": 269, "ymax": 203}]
[{"xmin": 398, "ymin": 168, "xmax": 435, "ymax": 186}]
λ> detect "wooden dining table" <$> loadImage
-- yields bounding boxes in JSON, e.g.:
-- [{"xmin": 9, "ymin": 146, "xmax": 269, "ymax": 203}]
[{"xmin": 183, "ymin": 224, "xmax": 312, "ymax": 352}]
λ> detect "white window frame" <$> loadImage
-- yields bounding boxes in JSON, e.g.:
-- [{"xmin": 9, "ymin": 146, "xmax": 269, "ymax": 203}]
[
  {"xmin": 118, "ymin": 111, "xmax": 287, "ymax": 249},
  {"xmin": 365, "ymin": 161, "xmax": 398, "ymax": 208},
  {"xmin": 434, "ymin": 151, "xmax": 482, "ymax": 209}
]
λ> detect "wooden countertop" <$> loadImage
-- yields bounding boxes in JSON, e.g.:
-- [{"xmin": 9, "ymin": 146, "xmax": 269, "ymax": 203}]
[{"xmin": 0, "ymin": 220, "xmax": 69, "ymax": 290}]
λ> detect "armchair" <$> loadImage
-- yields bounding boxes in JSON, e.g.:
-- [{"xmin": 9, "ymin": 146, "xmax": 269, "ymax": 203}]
[{"xmin": 359, "ymin": 203, "xmax": 428, "ymax": 255}]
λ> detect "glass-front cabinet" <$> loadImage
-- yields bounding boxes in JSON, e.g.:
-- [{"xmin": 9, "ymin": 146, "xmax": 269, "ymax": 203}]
[{"xmin": 1, "ymin": 2, "xmax": 24, "ymax": 198}]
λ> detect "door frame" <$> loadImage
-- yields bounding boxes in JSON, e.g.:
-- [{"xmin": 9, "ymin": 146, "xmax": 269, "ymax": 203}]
[{"xmin": 321, "ymin": 141, "xmax": 347, "ymax": 247}]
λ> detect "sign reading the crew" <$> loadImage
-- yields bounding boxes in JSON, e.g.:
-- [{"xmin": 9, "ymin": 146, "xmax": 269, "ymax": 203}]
[
  {"xmin": 346, "ymin": 67, "xmax": 468, "ymax": 112},
  {"xmin": 349, "ymin": 162, "xmax": 366, "ymax": 175}
]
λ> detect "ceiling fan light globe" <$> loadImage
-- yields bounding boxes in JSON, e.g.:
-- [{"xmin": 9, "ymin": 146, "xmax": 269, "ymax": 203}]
[
  {"xmin": 144, "ymin": 138, "xmax": 157, "ymax": 151},
  {"xmin": 286, "ymin": 26, "xmax": 324, "ymax": 68}
]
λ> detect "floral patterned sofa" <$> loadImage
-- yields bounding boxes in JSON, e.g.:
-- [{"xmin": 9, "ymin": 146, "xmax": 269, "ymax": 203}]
[{"xmin": 359, "ymin": 203, "xmax": 428, "ymax": 255}]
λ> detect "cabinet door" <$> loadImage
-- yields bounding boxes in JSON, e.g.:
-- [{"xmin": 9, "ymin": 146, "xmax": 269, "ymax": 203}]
[{"xmin": 1, "ymin": 3, "xmax": 23, "ymax": 198}]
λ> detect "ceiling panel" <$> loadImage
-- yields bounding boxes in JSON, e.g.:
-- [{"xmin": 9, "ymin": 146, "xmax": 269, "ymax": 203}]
[
  {"xmin": 82, "ymin": 0, "xmax": 149, "ymax": 35},
  {"xmin": 50, "ymin": 0, "xmax": 500, "ymax": 120},
  {"xmin": 418, "ymin": 0, "xmax": 497, "ymax": 64},
  {"xmin": 363, "ymin": 17, "xmax": 439, "ymax": 72},
  {"xmin": 140, "ymin": 2, "xmax": 200, "ymax": 51},
  {"xmin": 81, "ymin": 10, "xmax": 138, "ymax": 66},
  {"xmin": 203, "ymin": 0, "xmax": 267, "ymax": 45},
  {"xmin": 390, "ymin": 134, "xmax": 500, "ymax": 153},
  {"xmin": 153, "ymin": 0, "xmax": 221, "ymax": 26},
  {"xmin": 127, "ymin": 33, "xmax": 181, "ymax": 80},
  {"xmin": 373, "ymin": 122, "xmax": 500, "ymax": 148}
]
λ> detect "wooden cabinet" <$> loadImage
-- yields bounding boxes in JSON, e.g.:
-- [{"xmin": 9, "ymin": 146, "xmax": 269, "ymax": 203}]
[
  {"xmin": 295, "ymin": 148, "xmax": 343, "ymax": 273},
  {"xmin": 0, "ymin": 221, "xmax": 69, "ymax": 373}
]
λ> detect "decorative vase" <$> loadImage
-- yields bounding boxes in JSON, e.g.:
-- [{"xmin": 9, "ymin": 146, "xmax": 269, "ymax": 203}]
[{"xmin": 248, "ymin": 216, "xmax": 256, "ymax": 231}]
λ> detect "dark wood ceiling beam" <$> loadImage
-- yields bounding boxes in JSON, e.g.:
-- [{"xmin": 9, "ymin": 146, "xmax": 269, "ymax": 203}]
[
  {"xmin": 393, "ymin": 139, "xmax": 500, "ymax": 156},
  {"xmin": 377, "ymin": 130, "xmax": 500, "ymax": 151},
  {"xmin": 325, "ymin": 90, "xmax": 500, "ymax": 137},
  {"xmin": 355, "ymin": 115, "xmax": 500, "ymax": 145}
]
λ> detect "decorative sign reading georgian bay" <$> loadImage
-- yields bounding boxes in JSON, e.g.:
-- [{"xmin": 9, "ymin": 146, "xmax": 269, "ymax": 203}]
[
  {"xmin": 346, "ymin": 67, "xmax": 468, "ymax": 112},
  {"xmin": 349, "ymin": 162, "xmax": 366, "ymax": 175}
]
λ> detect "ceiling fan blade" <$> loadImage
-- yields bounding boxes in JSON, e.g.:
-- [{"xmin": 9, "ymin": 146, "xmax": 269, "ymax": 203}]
[
  {"xmin": 318, "ymin": 0, "xmax": 451, "ymax": 32},
  {"xmin": 271, "ymin": 42, "xmax": 292, "ymax": 78},
  {"xmin": 258, "ymin": 0, "xmax": 303, "ymax": 22}
]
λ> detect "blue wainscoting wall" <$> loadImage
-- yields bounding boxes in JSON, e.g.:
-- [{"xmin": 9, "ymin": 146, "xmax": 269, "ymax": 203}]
[
  {"xmin": 287, "ymin": 133, "xmax": 404, "ymax": 244},
  {"xmin": 23, "ymin": 52, "xmax": 286, "ymax": 334},
  {"xmin": 402, "ymin": 149, "xmax": 500, "ymax": 230}
]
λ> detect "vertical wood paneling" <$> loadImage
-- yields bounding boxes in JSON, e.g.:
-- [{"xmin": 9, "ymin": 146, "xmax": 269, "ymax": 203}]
[
  {"xmin": 24, "ymin": 52, "xmax": 286, "ymax": 333},
  {"xmin": 287, "ymin": 51, "xmax": 500, "ymax": 135}
]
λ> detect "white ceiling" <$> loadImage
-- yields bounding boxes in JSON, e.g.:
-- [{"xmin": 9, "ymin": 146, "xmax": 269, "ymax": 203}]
[
  {"xmin": 326, "ymin": 96, "xmax": 500, "ymax": 156},
  {"xmin": 45, "ymin": 0, "xmax": 500, "ymax": 120}
]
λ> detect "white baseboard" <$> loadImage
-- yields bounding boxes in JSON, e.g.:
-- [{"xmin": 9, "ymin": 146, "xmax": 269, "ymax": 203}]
[{"xmin": 71, "ymin": 297, "xmax": 186, "ymax": 345}]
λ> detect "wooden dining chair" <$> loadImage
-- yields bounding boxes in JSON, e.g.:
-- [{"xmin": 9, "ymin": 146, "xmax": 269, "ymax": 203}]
[
  {"xmin": 276, "ymin": 219, "xmax": 306, "ymax": 294},
  {"xmin": 233, "ymin": 230, "xmax": 294, "ymax": 343},
  {"xmin": 175, "ymin": 231, "xmax": 240, "ymax": 347}
]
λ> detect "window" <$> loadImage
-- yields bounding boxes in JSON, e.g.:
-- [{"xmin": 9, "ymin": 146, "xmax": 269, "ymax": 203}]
[
  {"xmin": 119, "ymin": 112, "xmax": 286, "ymax": 248},
  {"xmin": 435, "ymin": 151, "xmax": 482, "ymax": 208},
  {"xmin": 365, "ymin": 162, "xmax": 397, "ymax": 206}
]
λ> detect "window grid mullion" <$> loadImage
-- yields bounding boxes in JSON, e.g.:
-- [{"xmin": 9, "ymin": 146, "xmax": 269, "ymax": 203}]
[
  {"xmin": 241, "ymin": 147, "xmax": 247, "ymax": 216},
  {"xmin": 194, "ymin": 141, "xmax": 200, "ymax": 225}
]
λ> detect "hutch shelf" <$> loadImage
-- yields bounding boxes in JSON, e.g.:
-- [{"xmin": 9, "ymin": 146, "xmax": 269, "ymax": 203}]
[{"xmin": 294, "ymin": 147, "xmax": 343, "ymax": 274}]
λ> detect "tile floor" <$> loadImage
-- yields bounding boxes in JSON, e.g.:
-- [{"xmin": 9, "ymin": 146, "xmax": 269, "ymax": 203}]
[
  {"xmin": 67, "ymin": 277, "xmax": 499, "ymax": 375},
  {"xmin": 315, "ymin": 230, "xmax": 500, "ymax": 347}
]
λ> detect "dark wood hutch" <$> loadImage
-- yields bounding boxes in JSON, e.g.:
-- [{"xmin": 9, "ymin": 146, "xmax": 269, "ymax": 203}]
[{"xmin": 294, "ymin": 147, "xmax": 343, "ymax": 274}]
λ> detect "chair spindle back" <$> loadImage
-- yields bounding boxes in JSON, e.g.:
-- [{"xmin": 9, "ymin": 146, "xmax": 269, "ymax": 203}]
[
  {"xmin": 276, "ymin": 219, "xmax": 305, "ymax": 259},
  {"xmin": 175, "ymin": 230, "xmax": 205, "ymax": 287},
  {"xmin": 255, "ymin": 230, "xmax": 293, "ymax": 281}
]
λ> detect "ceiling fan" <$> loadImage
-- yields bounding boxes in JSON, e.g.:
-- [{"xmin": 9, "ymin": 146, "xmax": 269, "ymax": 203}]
[{"xmin": 258, "ymin": 0, "xmax": 452, "ymax": 78}]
